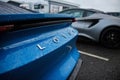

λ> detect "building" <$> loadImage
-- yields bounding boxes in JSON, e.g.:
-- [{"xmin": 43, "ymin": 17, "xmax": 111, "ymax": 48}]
[
  {"xmin": 7, "ymin": 0, "xmax": 80, "ymax": 13},
  {"xmin": 7, "ymin": 0, "xmax": 49, "ymax": 13},
  {"xmin": 46, "ymin": 0, "xmax": 80, "ymax": 13}
]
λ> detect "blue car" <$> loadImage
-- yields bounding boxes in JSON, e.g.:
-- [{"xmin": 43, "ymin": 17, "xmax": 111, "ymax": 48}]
[{"xmin": 0, "ymin": 1, "xmax": 82, "ymax": 80}]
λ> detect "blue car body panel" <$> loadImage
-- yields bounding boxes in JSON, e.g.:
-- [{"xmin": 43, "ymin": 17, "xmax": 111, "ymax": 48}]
[
  {"xmin": 0, "ymin": 13, "xmax": 80, "ymax": 80},
  {"xmin": 0, "ymin": 13, "xmax": 73, "ymax": 24}
]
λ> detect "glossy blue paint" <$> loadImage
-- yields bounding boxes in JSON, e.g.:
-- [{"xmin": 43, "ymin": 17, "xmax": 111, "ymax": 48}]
[
  {"xmin": 0, "ymin": 14, "xmax": 80, "ymax": 80},
  {"xmin": 0, "ymin": 13, "xmax": 73, "ymax": 23}
]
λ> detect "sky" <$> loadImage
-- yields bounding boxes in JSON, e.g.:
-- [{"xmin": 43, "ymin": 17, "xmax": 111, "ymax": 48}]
[{"xmin": 65, "ymin": 0, "xmax": 120, "ymax": 12}]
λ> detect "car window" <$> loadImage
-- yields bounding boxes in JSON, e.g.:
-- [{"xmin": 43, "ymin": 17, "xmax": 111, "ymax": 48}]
[
  {"xmin": 117, "ymin": 13, "xmax": 120, "ymax": 17},
  {"xmin": 107, "ymin": 13, "xmax": 120, "ymax": 17},
  {"xmin": 59, "ymin": 10, "xmax": 75, "ymax": 17},
  {"xmin": 72, "ymin": 10, "xmax": 84, "ymax": 18},
  {"xmin": 85, "ymin": 11, "xmax": 95, "ymax": 17},
  {"xmin": 112, "ymin": 13, "xmax": 120, "ymax": 17},
  {"xmin": 59, "ymin": 9, "xmax": 84, "ymax": 18},
  {"xmin": 60, "ymin": 10, "xmax": 72, "ymax": 14}
]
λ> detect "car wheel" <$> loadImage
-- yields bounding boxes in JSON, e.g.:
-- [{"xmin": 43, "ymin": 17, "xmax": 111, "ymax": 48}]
[{"xmin": 100, "ymin": 27, "xmax": 120, "ymax": 48}]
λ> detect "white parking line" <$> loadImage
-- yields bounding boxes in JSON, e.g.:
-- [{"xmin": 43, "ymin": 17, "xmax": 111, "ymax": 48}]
[{"xmin": 78, "ymin": 50, "xmax": 109, "ymax": 61}]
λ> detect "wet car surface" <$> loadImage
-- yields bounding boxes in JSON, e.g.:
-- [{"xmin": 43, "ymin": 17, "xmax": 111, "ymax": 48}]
[{"xmin": 0, "ymin": 1, "xmax": 82, "ymax": 80}]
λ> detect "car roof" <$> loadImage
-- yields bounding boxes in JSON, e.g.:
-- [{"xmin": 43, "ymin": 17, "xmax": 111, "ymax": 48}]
[
  {"xmin": 86, "ymin": 8, "xmax": 104, "ymax": 13},
  {"xmin": 0, "ymin": 1, "xmax": 35, "ymax": 14}
]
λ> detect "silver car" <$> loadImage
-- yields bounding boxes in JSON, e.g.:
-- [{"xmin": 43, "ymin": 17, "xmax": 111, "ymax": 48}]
[
  {"xmin": 59, "ymin": 8, "xmax": 104, "ymax": 18},
  {"xmin": 106, "ymin": 12, "xmax": 120, "ymax": 17},
  {"xmin": 72, "ymin": 13, "xmax": 120, "ymax": 48}
]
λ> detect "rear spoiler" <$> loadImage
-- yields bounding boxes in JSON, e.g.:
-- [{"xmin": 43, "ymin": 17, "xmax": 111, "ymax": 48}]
[
  {"xmin": 0, "ymin": 13, "xmax": 74, "ymax": 26},
  {"xmin": 0, "ymin": 13, "xmax": 74, "ymax": 32},
  {"xmin": 76, "ymin": 17, "xmax": 102, "ymax": 21}
]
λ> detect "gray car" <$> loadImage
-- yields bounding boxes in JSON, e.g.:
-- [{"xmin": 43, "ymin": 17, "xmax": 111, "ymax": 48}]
[
  {"xmin": 72, "ymin": 13, "xmax": 120, "ymax": 48},
  {"xmin": 106, "ymin": 12, "xmax": 120, "ymax": 17},
  {"xmin": 59, "ymin": 8, "xmax": 104, "ymax": 18}
]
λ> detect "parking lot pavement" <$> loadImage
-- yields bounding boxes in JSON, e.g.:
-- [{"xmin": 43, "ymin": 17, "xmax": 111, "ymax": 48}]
[{"xmin": 76, "ymin": 39, "xmax": 120, "ymax": 80}]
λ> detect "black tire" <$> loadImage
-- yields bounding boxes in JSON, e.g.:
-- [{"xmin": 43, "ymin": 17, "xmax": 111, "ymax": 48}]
[{"xmin": 100, "ymin": 27, "xmax": 120, "ymax": 48}]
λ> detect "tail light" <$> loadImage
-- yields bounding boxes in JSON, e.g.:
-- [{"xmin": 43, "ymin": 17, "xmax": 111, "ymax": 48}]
[
  {"xmin": 72, "ymin": 18, "xmax": 76, "ymax": 22},
  {"xmin": 0, "ymin": 24, "xmax": 14, "ymax": 32}
]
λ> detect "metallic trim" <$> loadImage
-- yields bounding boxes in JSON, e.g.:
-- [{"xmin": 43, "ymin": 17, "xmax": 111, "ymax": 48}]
[{"xmin": 37, "ymin": 44, "xmax": 46, "ymax": 50}]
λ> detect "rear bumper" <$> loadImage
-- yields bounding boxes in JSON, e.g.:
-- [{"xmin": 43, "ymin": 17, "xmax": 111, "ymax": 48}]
[
  {"xmin": 0, "ymin": 26, "xmax": 80, "ymax": 80},
  {"xmin": 68, "ymin": 58, "xmax": 82, "ymax": 80}
]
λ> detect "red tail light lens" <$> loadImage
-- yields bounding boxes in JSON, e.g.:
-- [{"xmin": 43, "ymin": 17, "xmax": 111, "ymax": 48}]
[
  {"xmin": 72, "ymin": 18, "xmax": 76, "ymax": 22},
  {"xmin": 0, "ymin": 25, "xmax": 14, "ymax": 32}
]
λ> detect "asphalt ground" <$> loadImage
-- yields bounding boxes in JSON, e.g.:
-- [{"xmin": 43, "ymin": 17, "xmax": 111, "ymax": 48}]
[{"xmin": 76, "ymin": 38, "xmax": 120, "ymax": 80}]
